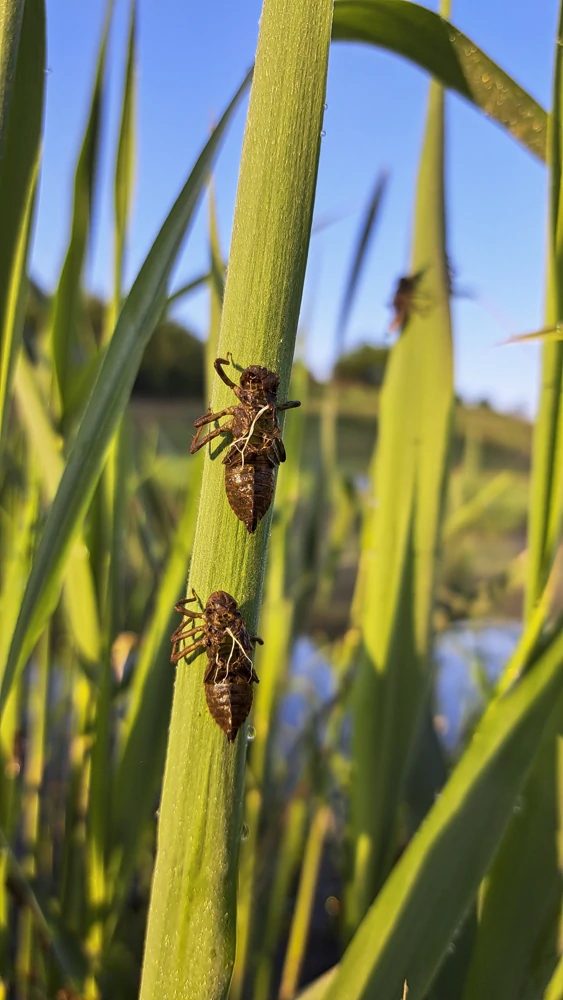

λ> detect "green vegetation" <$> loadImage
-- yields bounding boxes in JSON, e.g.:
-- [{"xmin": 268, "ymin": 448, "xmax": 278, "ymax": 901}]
[{"xmin": 0, "ymin": 1, "xmax": 561, "ymax": 1000}]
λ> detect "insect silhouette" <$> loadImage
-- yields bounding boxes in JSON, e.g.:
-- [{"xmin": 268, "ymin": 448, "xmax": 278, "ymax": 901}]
[
  {"xmin": 388, "ymin": 271, "xmax": 425, "ymax": 333},
  {"xmin": 190, "ymin": 356, "xmax": 301, "ymax": 533},
  {"xmin": 170, "ymin": 589, "xmax": 263, "ymax": 742}
]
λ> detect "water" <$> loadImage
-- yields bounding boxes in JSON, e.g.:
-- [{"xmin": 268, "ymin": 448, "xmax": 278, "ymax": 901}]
[{"xmin": 281, "ymin": 622, "xmax": 521, "ymax": 753}]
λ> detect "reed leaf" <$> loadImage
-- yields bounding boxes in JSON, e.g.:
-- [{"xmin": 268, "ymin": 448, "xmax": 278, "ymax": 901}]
[
  {"xmin": 332, "ymin": 0, "xmax": 546, "ymax": 161},
  {"xmin": 0, "ymin": 0, "xmax": 44, "ymax": 449},
  {"xmin": 138, "ymin": 0, "xmax": 332, "ymax": 994},
  {"xmin": 459, "ymin": 8, "xmax": 563, "ymax": 995},
  {"xmin": 0, "ymin": 71, "xmax": 250, "ymax": 718},
  {"xmin": 346, "ymin": 75, "xmax": 453, "ymax": 933},
  {"xmin": 13, "ymin": 353, "xmax": 101, "ymax": 665},
  {"xmin": 323, "ymin": 624, "xmax": 563, "ymax": 1000},
  {"xmin": 50, "ymin": 2, "xmax": 110, "ymax": 418}
]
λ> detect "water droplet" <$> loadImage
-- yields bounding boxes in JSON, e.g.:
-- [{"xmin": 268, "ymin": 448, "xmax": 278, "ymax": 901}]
[
  {"xmin": 324, "ymin": 102, "xmax": 328, "ymax": 110},
  {"xmin": 155, "ymin": 808, "xmax": 160, "ymax": 819},
  {"xmin": 447, "ymin": 943, "xmax": 456, "ymax": 955},
  {"xmin": 513, "ymin": 795, "xmax": 524, "ymax": 815},
  {"xmin": 241, "ymin": 824, "xmax": 249, "ymax": 841},
  {"xmin": 247, "ymin": 726, "xmax": 256, "ymax": 743},
  {"xmin": 325, "ymin": 896, "xmax": 340, "ymax": 916},
  {"xmin": 320, "ymin": 130, "xmax": 326, "ymax": 138}
]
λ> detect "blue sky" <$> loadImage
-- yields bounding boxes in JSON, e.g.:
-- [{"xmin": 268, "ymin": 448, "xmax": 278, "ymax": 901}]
[{"xmin": 33, "ymin": 0, "xmax": 557, "ymax": 415}]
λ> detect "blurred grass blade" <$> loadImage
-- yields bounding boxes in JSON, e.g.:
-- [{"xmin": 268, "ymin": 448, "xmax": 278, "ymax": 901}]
[
  {"xmin": 461, "ymin": 697, "xmax": 563, "ymax": 1000},
  {"xmin": 499, "ymin": 324, "xmax": 563, "ymax": 344},
  {"xmin": 105, "ymin": 0, "xmax": 136, "ymax": 343},
  {"xmin": 107, "ymin": 465, "xmax": 201, "ymax": 919},
  {"xmin": 443, "ymin": 471, "xmax": 513, "ymax": 539},
  {"xmin": 297, "ymin": 970, "xmax": 338, "ymax": 1000},
  {"xmin": 279, "ymin": 805, "xmax": 332, "ymax": 1000},
  {"xmin": 0, "ymin": 0, "xmax": 23, "ymax": 157},
  {"xmin": 13, "ymin": 353, "xmax": 101, "ymax": 664},
  {"xmin": 346, "ymin": 76, "xmax": 453, "ymax": 932},
  {"xmin": 0, "ymin": 70, "xmax": 251, "ymax": 718},
  {"xmin": 335, "ymin": 170, "xmax": 387, "ymax": 354},
  {"xmin": 546, "ymin": 952, "xmax": 563, "ymax": 1000},
  {"xmin": 50, "ymin": 2, "xmax": 111, "ymax": 416},
  {"xmin": 332, "ymin": 0, "xmax": 546, "ymax": 161},
  {"xmin": 207, "ymin": 177, "xmax": 224, "ymax": 399},
  {"xmin": 526, "ymin": 0, "xmax": 563, "ymax": 619},
  {"xmin": 166, "ymin": 270, "xmax": 210, "ymax": 309},
  {"xmin": 460, "ymin": 10, "xmax": 563, "ymax": 997},
  {"xmin": 324, "ymin": 626, "xmax": 563, "ymax": 1000},
  {"xmin": 0, "ymin": 0, "xmax": 44, "ymax": 448},
  {"xmin": 0, "ymin": 826, "xmax": 84, "ymax": 988},
  {"xmin": 254, "ymin": 799, "xmax": 309, "ymax": 1000}
]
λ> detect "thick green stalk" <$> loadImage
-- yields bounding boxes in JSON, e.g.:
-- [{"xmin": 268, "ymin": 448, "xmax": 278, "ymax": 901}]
[
  {"xmin": 231, "ymin": 368, "xmax": 306, "ymax": 999},
  {"xmin": 139, "ymin": 1, "xmax": 332, "ymax": 997}
]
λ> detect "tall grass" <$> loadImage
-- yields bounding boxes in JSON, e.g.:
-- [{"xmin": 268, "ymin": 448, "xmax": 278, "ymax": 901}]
[{"xmin": 0, "ymin": 1, "xmax": 562, "ymax": 999}]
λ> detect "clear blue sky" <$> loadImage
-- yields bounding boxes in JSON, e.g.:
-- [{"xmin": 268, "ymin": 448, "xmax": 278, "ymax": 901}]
[{"xmin": 33, "ymin": 0, "xmax": 557, "ymax": 416}]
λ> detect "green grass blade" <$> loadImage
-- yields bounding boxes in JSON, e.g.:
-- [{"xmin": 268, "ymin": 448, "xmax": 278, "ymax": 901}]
[
  {"xmin": 0, "ymin": 0, "xmax": 23, "ymax": 159},
  {"xmin": 253, "ymin": 799, "xmax": 309, "ymax": 1000},
  {"xmin": 15, "ymin": 628, "xmax": 49, "ymax": 996},
  {"xmin": 107, "ymin": 465, "xmax": 200, "ymax": 918},
  {"xmin": 332, "ymin": 0, "xmax": 546, "ymax": 161},
  {"xmin": 346, "ymin": 76, "xmax": 453, "ymax": 932},
  {"xmin": 0, "ymin": 0, "xmax": 44, "ymax": 449},
  {"xmin": 138, "ymin": 0, "xmax": 332, "ymax": 993},
  {"xmin": 526, "ymin": 2, "xmax": 563, "ymax": 619},
  {"xmin": 324, "ymin": 626, "xmax": 563, "ymax": 1000},
  {"xmin": 460, "ymin": 700, "xmax": 563, "ymax": 1000},
  {"xmin": 335, "ymin": 170, "xmax": 387, "ymax": 353},
  {"xmin": 107, "ymin": 0, "xmax": 136, "ymax": 341},
  {"xmin": 546, "ymin": 952, "xmax": 563, "ymax": 1000},
  {"xmin": 0, "ymin": 71, "xmax": 251, "ymax": 718},
  {"xmin": 50, "ymin": 2, "xmax": 111, "ymax": 416},
  {"xmin": 279, "ymin": 805, "xmax": 332, "ymax": 1000},
  {"xmin": 166, "ymin": 270, "xmax": 210, "ymax": 308},
  {"xmin": 12, "ymin": 353, "xmax": 101, "ymax": 664},
  {"xmin": 459, "ymin": 10, "xmax": 563, "ymax": 996},
  {"xmin": 443, "ymin": 471, "xmax": 513, "ymax": 539},
  {"xmin": 207, "ymin": 177, "xmax": 224, "ymax": 400}
]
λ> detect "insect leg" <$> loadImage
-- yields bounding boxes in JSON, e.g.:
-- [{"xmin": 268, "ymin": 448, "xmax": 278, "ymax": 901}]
[
  {"xmin": 277, "ymin": 400, "xmax": 301, "ymax": 410},
  {"xmin": 250, "ymin": 635, "xmax": 264, "ymax": 645},
  {"xmin": 171, "ymin": 639, "xmax": 206, "ymax": 665},
  {"xmin": 214, "ymin": 356, "xmax": 237, "ymax": 389},
  {"xmin": 193, "ymin": 406, "xmax": 236, "ymax": 429},
  {"xmin": 170, "ymin": 624, "xmax": 202, "ymax": 643},
  {"xmin": 190, "ymin": 423, "xmax": 231, "ymax": 455},
  {"xmin": 174, "ymin": 588, "xmax": 204, "ymax": 618}
]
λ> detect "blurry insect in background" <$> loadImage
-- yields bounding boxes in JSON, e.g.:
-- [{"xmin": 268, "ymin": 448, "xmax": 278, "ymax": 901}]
[
  {"xmin": 171, "ymin": 589, "xmax": 263, "ymax": 742},
  {"xmin": 190, "ymin": 356, "xmax": 301, "ymax": 533},
  {"xmin": 388, "ymin": 272, "xmax": 425, "ymax": 333}
]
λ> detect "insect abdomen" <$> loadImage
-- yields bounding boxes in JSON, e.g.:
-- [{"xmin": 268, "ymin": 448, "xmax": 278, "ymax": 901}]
[
  {"xmin": 224, "ymin": 462, "xmax": 275, "ymax": 534},
  {"xmin": 205, "ymin": 679, "xmax": 254, "ymax": 742}
]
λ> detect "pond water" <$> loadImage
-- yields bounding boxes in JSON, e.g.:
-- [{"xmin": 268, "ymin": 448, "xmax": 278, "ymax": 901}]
[{"xmin": 282, "ymin": 621, "xmax": 521, "ymax": 753}]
